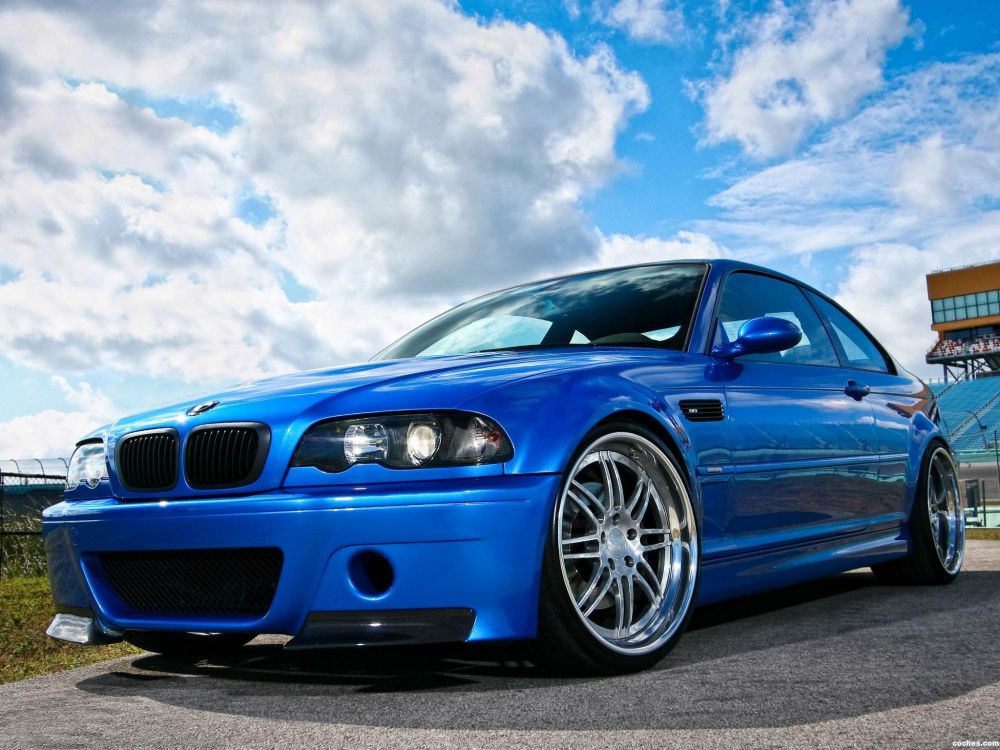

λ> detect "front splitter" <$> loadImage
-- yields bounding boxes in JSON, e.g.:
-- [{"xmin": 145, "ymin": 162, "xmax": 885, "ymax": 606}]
[{"xmin": 285, "ymin": 608, "xmax": 476, "ymax": 650}]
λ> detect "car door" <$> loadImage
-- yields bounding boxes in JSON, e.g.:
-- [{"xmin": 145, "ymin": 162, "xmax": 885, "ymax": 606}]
[
  {"xmin": 806, "ymin": 291, "xmax": 913, "ymax": 529},
  {"xmin": 713, "ymin": 271, "xmax": 881, "ymax": 548}
]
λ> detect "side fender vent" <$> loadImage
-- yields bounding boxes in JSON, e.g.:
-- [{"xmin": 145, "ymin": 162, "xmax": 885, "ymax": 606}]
[{"xmin": 679, "ymin": 399, "xmax": 724, "ymax": 423}]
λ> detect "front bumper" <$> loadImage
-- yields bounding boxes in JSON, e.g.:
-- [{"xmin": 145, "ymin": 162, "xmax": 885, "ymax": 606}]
[{"xmin": 43, "ymin": 474, "xmax": 560, "ymax": 645}]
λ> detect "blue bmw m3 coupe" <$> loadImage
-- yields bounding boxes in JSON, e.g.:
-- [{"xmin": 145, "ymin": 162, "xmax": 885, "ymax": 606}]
[{"xmin": 44, "ymin": 260, "xmax": 964, "ymax": 673}]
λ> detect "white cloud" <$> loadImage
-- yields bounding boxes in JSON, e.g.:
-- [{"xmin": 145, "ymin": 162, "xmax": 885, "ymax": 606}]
[
  {"xmin": 707, "ymin": 54, "xmax": 1000, "ymax": 220},
  {"xmin": 828, "ymin": 240, "xmax": 996, "ymax": 378},
  {"xmin": 0, "ymin": 0, "xmax": 662, "ymax": 454},
  {"xmin": 0, "ymin": 0, "xmax": 650, "ymax": 392},
  {"xmin": 0, "ymin": 377, "xmax": 116, "ymax": 458},
  {"xmin": 698, "ymin": 0, "xmax": 910, "ymax": 158},
  {"xmin": 893, "ymin": 134, "xmax": 1000, "ymax": 213},
  {"xmin": 593, "ymin": 230, "xmax": 728, "ymax": 269},
  {"xmin": 594, "ymin": 0, "xmax": 685, "ymax": 45},
  {"xmin": 831, "ymin": 243, "xmax": 938, "ymax": 375},
  {"xmin": 695, "ymin": 53, "xmax": 1000, "ymax": 375},
  {"xmin": 51, "ymin": 376, "xmax": 115, "ymax": 419}
]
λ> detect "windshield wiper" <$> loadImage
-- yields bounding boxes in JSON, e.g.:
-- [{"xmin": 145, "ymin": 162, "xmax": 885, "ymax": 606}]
[{"xmin": 469, "ymin": 344, "xmax": 557, "ymax": 354}]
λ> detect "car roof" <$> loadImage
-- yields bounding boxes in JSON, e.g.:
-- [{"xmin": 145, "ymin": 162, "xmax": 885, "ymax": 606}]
[{"xmin": 505, "ymin": 258, "xmax": 806, "ymax": 293}]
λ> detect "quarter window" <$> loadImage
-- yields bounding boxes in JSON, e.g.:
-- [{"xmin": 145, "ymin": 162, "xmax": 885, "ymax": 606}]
[
  {"xmin": 808, "ymin": 293, "xmax": 890, "ymax": 373},
  {"xmin": 713, "ymin": 273, "xmax": 839, "ymax": 367}
]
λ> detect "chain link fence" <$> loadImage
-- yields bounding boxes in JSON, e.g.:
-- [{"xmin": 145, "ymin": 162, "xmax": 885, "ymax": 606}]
[{"xmin": 0, "ymin": 459, "xmax": 68, "ymax": 578}]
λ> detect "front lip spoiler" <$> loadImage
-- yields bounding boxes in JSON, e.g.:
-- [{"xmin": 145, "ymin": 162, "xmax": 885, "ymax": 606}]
[
  {"xmin": 46, "ymin": 613, "xmax": 124, "ymax": 645},
  {"xmin": 285, "ymin": 608, "xmax": 476, "ymax": 650}
]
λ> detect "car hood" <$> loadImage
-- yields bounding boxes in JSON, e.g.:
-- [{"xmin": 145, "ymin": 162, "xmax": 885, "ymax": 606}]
[
  {"xmin": 106, "ymin": 348, "xmax": 682, "ymax": 436},
  {"xmin": 90, "ymin": 347, "xmax": 695, "ymax": 499}
]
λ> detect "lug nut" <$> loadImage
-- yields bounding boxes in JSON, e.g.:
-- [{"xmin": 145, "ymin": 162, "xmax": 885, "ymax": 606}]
[
  {"xmin": 609, "ymin": 559, "xmax": 616, "ymax": 570},
  {"xmin": 613, "ymin": 513, "xmax": 620, "ymax": 525},
  {"xmin": 627, "ymin": 528, "xmax": 637, "ymax": 541},
  {"xmin": 601, "ymin": 532, "xmax": 607, "ymax": 544},
  {"xmin": 625, "ymin": 556, "xmax": 634, "ymax": 567}
]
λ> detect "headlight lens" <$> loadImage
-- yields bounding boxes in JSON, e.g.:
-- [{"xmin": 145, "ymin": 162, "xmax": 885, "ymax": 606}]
[
  {"xmin": 292, "ymin": 412, "xmax": 513, "ymax": 473},
  {"xmin": 65, "ymin": 441, "xmax": 108, "ymax": 490},
  {"xmin": 344, "ymin": 423, "xmax": 388, "ymax": 463},
  {"xmin": 406, "ymin": 422, "xmax": 440, "ymax": 463}
]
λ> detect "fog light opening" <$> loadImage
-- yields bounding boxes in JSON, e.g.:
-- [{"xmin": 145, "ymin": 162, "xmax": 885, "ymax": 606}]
[{"xmin": 348, "ymin": 550, "xmax": 394, "ymax": 598}]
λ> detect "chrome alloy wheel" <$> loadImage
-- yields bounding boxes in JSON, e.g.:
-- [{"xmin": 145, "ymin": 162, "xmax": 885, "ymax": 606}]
[
  {"xmin": 556, "ymin": 432, "xmax": 698, "ymax": 656},
  {"xmin": 927, "ymin": 447, "xmax": 964, "ymax": 575}
]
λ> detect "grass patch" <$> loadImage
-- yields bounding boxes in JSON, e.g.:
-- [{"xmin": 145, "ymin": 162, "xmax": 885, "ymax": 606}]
[
  {"xmin": 0, "ymin": 576, "xmax": 138, "ymax": 684},
  {"xmin": 1, "ymin": 533, "xmax": 47, "ymax": 578},
  {"xmin": 968, "ymin": 527, "xmax": 1000, "ymax": 541}
]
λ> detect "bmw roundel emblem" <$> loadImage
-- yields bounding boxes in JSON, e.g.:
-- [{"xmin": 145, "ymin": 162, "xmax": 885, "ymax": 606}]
[{"xmin": 186, "ymin": 400, "xmax": 220, "ymax": 416}]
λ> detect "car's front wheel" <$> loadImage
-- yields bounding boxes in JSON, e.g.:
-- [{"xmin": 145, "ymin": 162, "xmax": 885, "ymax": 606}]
[
  {"xmin": 872, "ymin": 443, "xmax": 965, "ymax": 585},
  {"xmin": 535, "ymin": 423, "xmax": 700, "ymax": 674},
  {"xmin": 124, "ymin": 630, "xmax": 255, "ymax": 658}
]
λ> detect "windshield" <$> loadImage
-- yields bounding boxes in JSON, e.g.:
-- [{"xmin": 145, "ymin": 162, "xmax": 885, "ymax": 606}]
[{"xmin": 375, "ymin": 263, "xmax": 707, "ymax": 360}]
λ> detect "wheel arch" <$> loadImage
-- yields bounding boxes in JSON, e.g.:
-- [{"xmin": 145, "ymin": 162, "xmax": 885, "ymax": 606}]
[
  {"xmin": 903, "ymin": 414, "xmax": 953, "ymax": 524},
  {"xmin": 585, "ymin": 409, "xmax": 693, "ymax": 488},
  {"xmin": 456, "ymin": 366, "xmax": 710, "ymax": 519}
]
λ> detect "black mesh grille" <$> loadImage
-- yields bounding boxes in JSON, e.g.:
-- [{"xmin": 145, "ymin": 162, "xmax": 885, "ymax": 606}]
[
  {"xmin": 185, "ymin": 424, "xmax": 267, "ymax": 489},
  {"xmin": 679, "ymin": 399, "xmax": 725, "ymax": 422},
  {"xmin": 99, "ymin": 548, "xmax": 283, "ymax": 616},
  {"xmin": 117, "ymin": 431, "xmax": 178, "ymax": 491}
]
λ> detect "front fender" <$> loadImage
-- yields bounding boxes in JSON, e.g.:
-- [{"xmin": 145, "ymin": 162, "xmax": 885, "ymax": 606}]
[{"xmin": 456, "ymin": 366, "xmax": 719, "ymax": 497}]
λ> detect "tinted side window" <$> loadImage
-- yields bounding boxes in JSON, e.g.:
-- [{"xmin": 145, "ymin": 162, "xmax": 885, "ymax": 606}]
[
  {"xmin": 808, "ymin": 292, "xmax": 890, "ymax": 373},
  {"xmin": 714, "ymin": 273, "xmax": 839, "ymax": 366}
]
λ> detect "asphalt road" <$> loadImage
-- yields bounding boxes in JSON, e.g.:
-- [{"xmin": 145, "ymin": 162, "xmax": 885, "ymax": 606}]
[{"xmin": 3, "ymin": 543, "xmax": 999, "ymax": 750}]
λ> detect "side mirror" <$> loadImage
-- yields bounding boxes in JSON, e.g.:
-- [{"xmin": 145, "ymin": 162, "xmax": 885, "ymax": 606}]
[{"xmin": 712, "ymin": 316, "xmax": 802, "ymax": 359}]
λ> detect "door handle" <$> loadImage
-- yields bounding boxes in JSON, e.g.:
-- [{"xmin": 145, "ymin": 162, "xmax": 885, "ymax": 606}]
[{"xmin": 845, "ymin": 379, "xmax": 870, "ymax": 401}]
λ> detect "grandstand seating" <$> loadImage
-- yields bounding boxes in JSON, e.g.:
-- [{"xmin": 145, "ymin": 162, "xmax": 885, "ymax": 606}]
[
  {"xmin": 928, "ymin": 334, "xmax": 1000, "ymax": 361},
  {"xmin": 931, "ymin": 377, "xmax": 1000, "ymax": 452}
]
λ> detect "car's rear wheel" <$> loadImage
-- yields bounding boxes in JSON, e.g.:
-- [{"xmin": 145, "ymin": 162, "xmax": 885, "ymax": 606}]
[
  {"xmin": 535, "ymin": 423, "xmax": 700, "ymax": 674},
  {"xmin": 124, "ymin": 630, "xmax": 254, "ymax": 658},
  {"xmin": 872, "ymin": 443, "xmax": 965, "ymax": 585}
]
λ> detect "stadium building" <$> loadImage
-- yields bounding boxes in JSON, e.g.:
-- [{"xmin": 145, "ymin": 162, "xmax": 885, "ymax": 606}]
[
  {"xmin": 925, "ymin": 260, "xmax": 1000, "ymax": 456},
  {"xmin": 926, "ymin": 260, "xmax": 1000, "ymax": 382}
]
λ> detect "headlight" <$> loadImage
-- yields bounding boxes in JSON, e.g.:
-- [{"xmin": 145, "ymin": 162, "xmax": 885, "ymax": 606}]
[
  {"xmin": 65, "ymin": 441, "xmax": 108, "ymax": 490},
  {"xmin": 292, "ymin": 412, "xmax": 514, "ymax": 473}
]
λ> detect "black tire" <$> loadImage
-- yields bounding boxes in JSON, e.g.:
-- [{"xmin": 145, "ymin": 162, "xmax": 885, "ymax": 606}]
[
  {"xmin": 871, "ymin": 442, "xmax": 964, "ymax": 586},
  {"xmin": 534, "ymin": 421, "xmax": 701, "ymax": 675},
  {"xmin": 124, "ymin": 630, "xmax": 254, "ymax": 658}
]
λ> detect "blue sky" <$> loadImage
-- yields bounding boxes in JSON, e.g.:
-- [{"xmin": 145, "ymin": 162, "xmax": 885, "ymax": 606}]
[
  {"xmin": 457, "ymin": 0, "xmax": 998, "ymax": 292},
  {"xmin": 0, "ymin": 0, "xmax": 997, "ymax": 456}
]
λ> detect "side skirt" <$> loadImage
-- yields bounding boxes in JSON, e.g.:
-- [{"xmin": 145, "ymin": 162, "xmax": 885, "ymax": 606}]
[{"xmin": 695, "ymin": 528, "xmax": 907, "ymax": 606}]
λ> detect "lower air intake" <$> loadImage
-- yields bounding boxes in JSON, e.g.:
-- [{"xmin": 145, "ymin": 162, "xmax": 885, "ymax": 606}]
[{"xmin": 99, "ymin": 548, "xmax": 283, "ymax": 617}]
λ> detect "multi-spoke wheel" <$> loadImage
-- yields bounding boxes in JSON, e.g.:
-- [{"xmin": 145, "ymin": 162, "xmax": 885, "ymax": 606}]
[
  {"xmin": 926, "ymin": 448, "xmax": 964, "ymax": 574},
  {"xmin": 536, "ymin": 423, "xmax": 699, "ymax": 673},
  {"xmin": 872, "ymin": 443, "xmax": 964, "ymax": 585}
]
